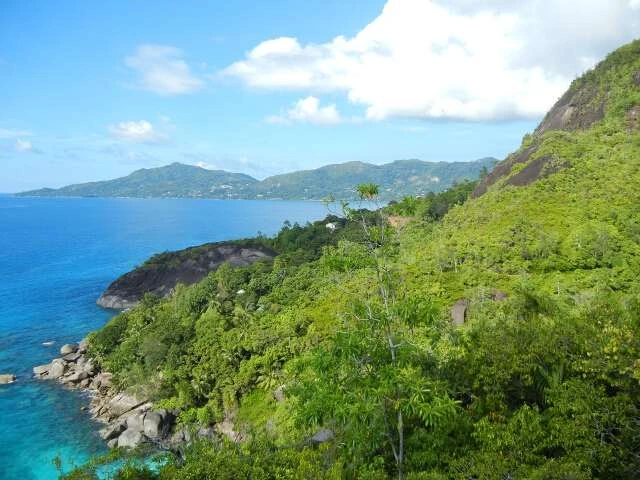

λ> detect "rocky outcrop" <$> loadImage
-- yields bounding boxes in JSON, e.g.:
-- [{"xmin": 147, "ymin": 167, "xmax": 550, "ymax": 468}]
[
  {"xmin": 471, "ymin": 44, "xmax": 637, "ymax": 198},
  {"xmin": 97, "ymin": 241, "xmax": 276, "ymax": 309},
  {"xmin": 0, "ymin": 374, "xmax": 16, "ymax": 384},
  {"xmin": 33, "ymin": 339, "xmax": 175, "ymax": 450},
  {"xmin": 60, "ymin": 343, "xmax": 79, "ymax": 355}
]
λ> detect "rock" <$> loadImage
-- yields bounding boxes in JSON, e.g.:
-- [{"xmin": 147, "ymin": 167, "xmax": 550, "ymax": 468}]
[
  {"xmin": 63, "ymin": 370, "xmax": 88, "ymax": 384},
  {"xmin": 82, "ymin": 360, "xmax": 96, "ymax": 375},
  {"xmin": 491, "ymin": 290, "xmax": 508, "ymax": 302},
  {"xmin": 97, "ymin": 242, "xmax": 277, "ymax": 309},
  {"xmin": 450, "ymin": 299, "xmax": 469, "ymax": 326},
  {"xmin": 79, "ymin": 379, "xmax": 90, "ymax": 388},
  {"xmin": 107, "ymin": 438, "xmax": 118, "ymax": 449},
  {"xmin": 117, "ymin": 428, "xmax": 146, "ymax": 449},
  {"xmin": 108, "ymin": 392, "xmax": 146, "ymax": 418},
  {"xmin": 48, "ymin": 359, "xmax": 66, "ymax": 379},
  {"xmin": 60, "ymin": 343, "xmax": 79, "ymax": 355},
  {"xmin": 126, "ymin": 412, "xmax": 146, "ymax": 432},
  {"xmin": 94, "ymin": 372, "xmax": 112, "ymax": 389},
  {"xmin": 100, "ymin": 422, "xmax": 126, "ymax": 441},
  {"xmin": 78, "ymin": 338, "xmax": 89, "ymax": 354},
  {"xmin": 143, "ymin": 410, "xmax": 171, "ymax": 439},
  {"xmin": 62, "ymin": 352, "xmax": 82, "ymax": 363},
  {"xmin": 33, "ymin": 364, "xmax": 51, "ymax": 376},
  {"xmin": 311, "ymin": 428, "xmax": 334, "ymax": 444},
  {"xmin": 0, "ymin": 374, "xmax": 16, "ymax": 384}
]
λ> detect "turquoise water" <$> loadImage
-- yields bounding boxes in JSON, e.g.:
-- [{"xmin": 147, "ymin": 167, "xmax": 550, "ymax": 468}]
[{"xmin": 0, "ymin": 195, "xmax": 331, "ymax": 480}]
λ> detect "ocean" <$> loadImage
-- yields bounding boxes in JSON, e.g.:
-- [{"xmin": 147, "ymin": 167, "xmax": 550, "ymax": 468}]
[{"xmin": 0, "ymin": 195, "xmax": 333, "ymax": 480}]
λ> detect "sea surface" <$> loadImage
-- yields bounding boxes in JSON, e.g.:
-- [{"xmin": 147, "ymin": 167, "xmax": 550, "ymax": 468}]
[{"xmin": 0, "ymin": 195, "xmax": 334, "ymax": 480}]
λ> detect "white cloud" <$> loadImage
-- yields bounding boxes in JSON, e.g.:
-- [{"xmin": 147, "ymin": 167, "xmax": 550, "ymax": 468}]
[
  {"xmin": 224, "ymin": 0, "xmax": 640, "ymax": 121},
  {"xmin": 125, "ymin": 44, "xmax": 203, "ymax": 95},
  {"xmin": 14, "ymin": 138, "xmax": 36, "ymax": 153},
  {"xmin": 109, "ymin": 120, "xmax": 167, "ymax": 144},
  {"xmin": 266, "ymin": 96, "xmax": 342, "ymax": 125},
  {"xmin": 0, "ymin": 128, "xmax": 32, "ymax": 139}
]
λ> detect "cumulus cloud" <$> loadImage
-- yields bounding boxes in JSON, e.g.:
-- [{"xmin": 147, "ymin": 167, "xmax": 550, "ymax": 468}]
[
  {"xmin": 224, "ymin": 0, "xmax": 640, "ymax": 121},
  {"xmin": 125, "ymin": 44, "xmax": 203, "ymax": 95},
  {"xmin": 266, "ymin": 96, "xmax": 342, "ymax": 125},
  {"xmin": 109, "ymin": 120, "xmax": 167, "ymax": 144}
]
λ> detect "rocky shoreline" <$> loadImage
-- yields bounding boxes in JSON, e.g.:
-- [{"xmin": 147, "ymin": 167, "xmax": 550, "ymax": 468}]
[{"xmin": 33, "ymin": 340, "xmax": 184, "ymax": 450}]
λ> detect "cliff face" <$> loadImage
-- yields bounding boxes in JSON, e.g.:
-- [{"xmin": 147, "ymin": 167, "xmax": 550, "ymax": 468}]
[
  {"xmin": 97, "ymin": 242, "xmax": 276, "ymax": 309},
  {"xmin": 473, "ymin": 39, "xmax": 640, "ymax": 198}
]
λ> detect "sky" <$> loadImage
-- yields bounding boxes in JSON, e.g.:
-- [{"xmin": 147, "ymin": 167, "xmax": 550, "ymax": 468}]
[{"xmin": 1, "ymin": 0, "xmax": 639, "ymax": 192}]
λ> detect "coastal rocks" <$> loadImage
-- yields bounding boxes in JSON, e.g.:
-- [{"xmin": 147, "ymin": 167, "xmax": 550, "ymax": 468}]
[
  {"xmin": 34, "ymin": 340, "xmax": 178, "ymax": 451},
  {"xmin": 0, "ymin": 374, "xmax": 16, "ymax": 384},
  {"xmin": 100, "ymin": 421, "xmax": 126, "ymax": 441},
  {"xmin": 108, "ymin": 392, "xmax": 146, "ymax": 418},
  {"xmin": 117, "ymin": 428, "xmax": 145, "ymax": 449},
  {"xmin": 60, "ymin": 343, "xmax": 79, "ymax": 355},
  {"xmin": 96, "ymin": 241, "xmax": 277, "ymax": 309},
  {"xmin": 62, "ymin": 370, "xmax": 88, "ymax": 384},
  {"xmin": 33, "ymin": 364, "xmax": 50, "ymax": 376},
  {"xmin": 144, "ymin": 409, "xmax": 172, "ymax": 439},
  {"xmin": 49, "ymin": 359, "xmax": 67, "ymax": 379}
]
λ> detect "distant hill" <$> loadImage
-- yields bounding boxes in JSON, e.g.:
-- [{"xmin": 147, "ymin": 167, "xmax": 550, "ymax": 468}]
[
  {"xmin": 19, "ymin": 163, "xmax": 258, "ymax": 199},
  {"xmin": 18, "ymin": 158, "xmax": 496, "ymax": 200}
]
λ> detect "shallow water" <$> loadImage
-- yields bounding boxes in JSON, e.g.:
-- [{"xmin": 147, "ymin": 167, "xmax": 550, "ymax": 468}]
[{"xmin": 0, "ymin": 195, "xmax": 331, "ymax": 479}]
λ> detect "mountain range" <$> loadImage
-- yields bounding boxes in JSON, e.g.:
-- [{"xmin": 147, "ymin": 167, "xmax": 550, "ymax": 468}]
[{"xmin": 18, "ymin": 158, "xmax": 496, "ymax": 200}]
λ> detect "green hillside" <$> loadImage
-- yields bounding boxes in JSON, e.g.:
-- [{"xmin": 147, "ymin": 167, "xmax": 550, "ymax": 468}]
[
  {"xmin": 63, "ymin": 40, "xmax": 640, "ymax": 479},
  {"xmin": 18, "ymin": 158, "xmax": 495, "ymax": 201},
  {"xmin": 253, "ymin": 158, "xmax": 496, "ymax": 199}
]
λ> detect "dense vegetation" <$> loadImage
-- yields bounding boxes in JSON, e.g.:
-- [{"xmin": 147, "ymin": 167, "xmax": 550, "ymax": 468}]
[
  {"xmin": 19, "ymin": 158, "xmax": 495, "ymax": 201},
  {"xmin": 62, "ymin": 40, "xmax": 640, "ymax": 479}
]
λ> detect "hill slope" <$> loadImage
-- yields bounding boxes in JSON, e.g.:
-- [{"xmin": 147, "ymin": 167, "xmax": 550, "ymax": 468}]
[
  {"xmin": 66, "ymin": 40, "xmax": 640, "ymax": 479},
  {"xmin": 18, "ymin": 157, "xmax": 495, "ymax": 200}
]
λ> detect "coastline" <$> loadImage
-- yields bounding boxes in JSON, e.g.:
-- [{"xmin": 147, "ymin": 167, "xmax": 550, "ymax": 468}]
[{"xmin": 33, "ymin": 340, "xmax": 182, "ymax": 451}]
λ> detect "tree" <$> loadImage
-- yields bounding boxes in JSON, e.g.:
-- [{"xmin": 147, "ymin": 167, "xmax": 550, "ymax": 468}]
[{"xmin": 294, "ymin": 184, "xmax": 456, "ymax": 479}]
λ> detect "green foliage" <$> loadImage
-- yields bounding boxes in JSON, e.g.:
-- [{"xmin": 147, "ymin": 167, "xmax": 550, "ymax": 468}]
[
  {"xmin": 76, "ymin": 39, "xmax": 640, "ymax": 480},
  {"xmin": 385, "ymin": 179, "xmax": 478, "ymax": 221}
]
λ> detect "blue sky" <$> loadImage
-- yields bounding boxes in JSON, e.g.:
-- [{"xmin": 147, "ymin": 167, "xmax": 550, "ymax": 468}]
[{"xmin": 1, "ymin": 0, "xmax": 638, "ymax": 192}]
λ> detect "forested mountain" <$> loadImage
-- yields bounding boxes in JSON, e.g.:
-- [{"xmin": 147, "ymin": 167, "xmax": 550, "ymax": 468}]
[
  {"xmin": 251, "ymin": 158, "xmax": 495, "ymax": 199},
  {"xmin": 18, "ymin": 162, "xmax": 259, "ymax": 199},
  {"xmin": 18, "ymin": 158, "xmax": 495, "ymax": 200},
  {"xmin": 63, "ymin": 40, "xmax": 640, "ymax": 479}
]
